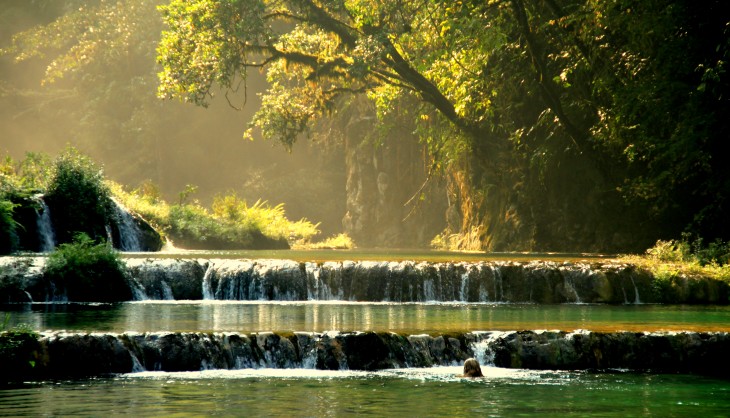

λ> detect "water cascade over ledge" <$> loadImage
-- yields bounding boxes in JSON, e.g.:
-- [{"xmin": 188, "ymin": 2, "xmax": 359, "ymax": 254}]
[
  {"xmin": 111, "ymin": 198, "xmax": 143, "ymax": 252},
  {"xmin": 33, "ymin": 195, "xmax": 56, "ymax": 252},
  {"xmin": 3, "ymin": 257, "xmax": 729, "ymax": 304},
  {"xmin": 4, "ymin": 330, "xmax": 728, "ymax": 381}
]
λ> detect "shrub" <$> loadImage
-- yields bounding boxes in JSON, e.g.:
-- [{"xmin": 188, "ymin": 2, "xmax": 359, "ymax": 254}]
[
  {"xmin": 45, "ymin": 147, "xmax": 113, "ymax": 244},
  {"xmin": 168, "ymin": 203, "xmax": 247, "ymax": 246},
  {"xmin": 299, "ymin": 233, "xmax": 355, "ymax": 250},
  {"xmin": 646, "ymin": 236, "xmax": 730, "ymax": 266},
  {"xmin": 0, "ymin": 317, "xmax": 40, "ymax": 379},
  {"xmin": 645, "ymin": 239, "xmax": 690, "ymax": 263},
  {"xmin": 212, "ymin": 194, "xmax": 320, "ymax": 243},
  {"xmin": 692, "ymin": 238, "xmax": 730, "ymax": 266},
  {"xmin": 43, "ymin": 233, "xmax": 131, "ymax": 302},
  {"xmin": 113, "ymin": 182, "xmax": 318, "ymax": 248},
  {"xmin": 430, "ymin": 226, "xmax": 484, "ymax": 251},
  {"xmin": 0, "ymin": 200, "xmax": 19, "ymax": 254}
]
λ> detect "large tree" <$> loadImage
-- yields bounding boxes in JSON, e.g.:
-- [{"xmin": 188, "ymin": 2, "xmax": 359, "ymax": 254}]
[{"xmin": 124, "ymin": 0, "xmax": 730, "ymax": 250}]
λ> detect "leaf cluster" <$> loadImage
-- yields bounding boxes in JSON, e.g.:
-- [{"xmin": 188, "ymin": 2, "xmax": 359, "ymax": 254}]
[
  {"xmin": 645, "ymin": 234, "xmax": 730, "ymax": 267},
  {"xmin": 43, "ymin": 233, "xmax": 131, "ymax": 302},
  {"xmin": 0, "ymin": 317, "xmax": 40, "ymax": 379},
  {"xmin": 45, "ymin": 147, "xmax": 114, "ymax": 244},
  {"xmin": 297, "ymin": 232, "xmax": 354, "ymax": 250},
  {"xmin": 0, "ymin": 200, "xmax": 19, "ymax": 254}
]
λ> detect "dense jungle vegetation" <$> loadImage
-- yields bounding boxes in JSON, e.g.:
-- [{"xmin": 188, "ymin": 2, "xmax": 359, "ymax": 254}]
[{"xmin": 2, "ymin": 0, "xmax": 729, "ymax": 253}]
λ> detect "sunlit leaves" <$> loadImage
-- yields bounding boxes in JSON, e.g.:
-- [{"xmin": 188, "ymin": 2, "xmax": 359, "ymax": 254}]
[
  {"xmin": 2, "ymin": 0, "xmax": 159, "ymax": 85},
  {"xmin": 154, "ymin": 0, "xmax": 730, "ymax": 247},
  {"xmin": 249, "ymin": 82, "xmax": 317, "ymax": 149},
  {"xmin": 157, "ymin": 0, "xmax": 269, "ymax": 105}
]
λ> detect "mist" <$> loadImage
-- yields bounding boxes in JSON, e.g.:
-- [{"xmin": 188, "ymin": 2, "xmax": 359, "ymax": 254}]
[{"xmin": 0, "ymin": 2, "xmax": 347, "ymax": 237}]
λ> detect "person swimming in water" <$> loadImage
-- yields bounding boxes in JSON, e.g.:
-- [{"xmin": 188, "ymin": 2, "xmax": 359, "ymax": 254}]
[{"xmin": 460, "ymin": 358, "xmax": 483, "ymax": 378}]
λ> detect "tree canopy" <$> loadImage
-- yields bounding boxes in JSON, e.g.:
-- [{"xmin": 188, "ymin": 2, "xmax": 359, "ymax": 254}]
[
  {"xmin": 156, "ymin": 0, "xmax": 730, "ymax": 251},
  {"xmin": 4, "ymin": 0, "xmax": 728, "ymax": 251}
]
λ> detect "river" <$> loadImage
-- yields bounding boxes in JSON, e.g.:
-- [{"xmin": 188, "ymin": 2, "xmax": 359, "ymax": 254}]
[{"xmin": 2, "ymin": 250, "xmax": 729, "ymax": 416}]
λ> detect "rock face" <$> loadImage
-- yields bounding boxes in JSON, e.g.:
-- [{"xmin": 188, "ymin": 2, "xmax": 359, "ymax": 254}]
[
  {"xmin": 342, "ymin": 115, "xmax": 447, "ymax": 248},
  {"xmin": 127, "ymin": 258, "xmax": 207, "ymax": 300},
  {"xmin": 2, "ymin": 257, "xmax": 729, "ymax": 304},
  {"xmin": 3, "ymin": 330, "xmax": 728, "ymax": 382},
  {"xmin": 490, "ymin": 330, "xmax": 730, "ymax": 375}
]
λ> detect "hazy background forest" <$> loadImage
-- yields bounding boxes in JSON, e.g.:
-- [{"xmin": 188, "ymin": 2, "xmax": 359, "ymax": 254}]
[
  {"xmin": 0, "ymin": 0, "xmax": 347, "ymax": 239},
  {"xmin": 2, "ymin": 0, "xmax": 728, "ymax": 252}
]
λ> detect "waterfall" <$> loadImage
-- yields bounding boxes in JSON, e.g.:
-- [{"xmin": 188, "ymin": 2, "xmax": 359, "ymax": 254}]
[
  {"xmin": 459, "ymin": 272, "xmax": 469, "ymax": 301},
  {"xmin": 129, "ymin": 277, "xmax": 148, "ymax": 301},
  {"xmin": 111, "ymin": 198, "xmax": 142, "ymax": 251},
  {"xmin": 202, "ymin": 264, "xmax": 215, "ymax": 300},
  {"xmin": 470, "ymin": 331, "xmax": 506, "ymax": 366},
  {"xmin": 160, "ymin": 281, "xmax": 174, "ymax": 300},
  {"xmin": 123, "ymin": 258, "xmax": 675, "ymax": 303},
  {"xmin": 569, "ymin": 278, "xmax": 582, "ymax": 303},
  {"xmin": 3, "ymin": 257, "xmax": 712, "ymax": 304},
  {"xmin": 13, "ymin": 330, "xmax": 729, "ymax": 381},
  {"xmin": 493, "ymin": 267, "xmax": 503, "ymax": 302},
  {"xmin": 34, "ymin": 195, "xmax": 56, "ymax": 252}
]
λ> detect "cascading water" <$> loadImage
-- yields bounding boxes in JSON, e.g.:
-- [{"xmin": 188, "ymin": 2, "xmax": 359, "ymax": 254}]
[
  {"xmin": 470, "ymin": 331, "xmax": 509, "ymax": 366},
  {"xmin": 13, "ymin": 329, "xmax": 728, "ymax": 379},
  {"xmin": 459, "ymin": 272, "xmax": 469, "ymax": 301},
  {"xmin": 202, "ymin": 263, "xmax": 215, "ymax": 300},
  {"xmin": 111, "ymin": 198, "xmax": 142, "ymax": 251},
  {"xmin": 119, "ymin": 258, "xmax": 660, "ymax": 304},
  {"xmin": 34, "ymin": 194, "xmax": 55, "ymax": 252},
  {"xmin": 12, "ymin": 256, "xmax": 718, "ymax": 305}
]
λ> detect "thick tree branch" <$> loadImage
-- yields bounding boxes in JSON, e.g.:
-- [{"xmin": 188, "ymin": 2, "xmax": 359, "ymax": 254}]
[
  {"xmin": 360, "ymin": 24, "xmax": 458, "ymax": 123},
  {"xmin": 511, "ymin": 0, "xmax": 586, "ymax": 149},
  {"xmin": 291, "ymin": 0, "xmax": 357, "ymax": 48}
]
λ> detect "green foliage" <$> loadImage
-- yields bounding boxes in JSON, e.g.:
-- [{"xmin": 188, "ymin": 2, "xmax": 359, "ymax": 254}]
[
  {"xmin": 112, "ymin": 181, "xmax": 320, "ymax": 248},
  {"xmin": 157, "ymin": 0, "xmax": 268, "ymax": 106},
  {"xmin": 622, "ymin": 237, "xmax": 730, "ymax": 299},
  {"xmin": 16, "ymin": 152, "xmax": 54, "ymax": 191},
  {"xmin": 43, "ymin": 233, "xmax": 131, "ymax": 302},
  {"xmin": 650, "ymin": 265, "xmax": 682, "ymax": 302},
  {"xmin": 645, "ymin": 240, "xmax": 691, "ymax": 263},
  {"xmin": 695, "ymin": 239, "xmax": 730, "ymax": 267},
  {"xmin": 212, "ymin": 194, "xmax": 320, "ymax": 243},
  {"xmin": 430, "ymin": 226, "xmax": 485, "ymax": 252},
  {"xmin": 177, "ymin": 184, "xmax": 199, "ymax": 205},
  {"xmin": 646, "ymin": 235, "xmax": 730, "ymax": 267},
  {"xmin": 168, "ymin": 203, "xmax": 248, "ymax": 246},
  {"xmin": 0, "ymin": 200, "xmax": 19, "ymax": 254},
  {"xmin": 0, "ymin": 153, "xmax": 54, "ymax": 254},
  {"xmin": 299, "ymin": 233, "xmax": 355, "ymax": 250},
  {"xmin": 45, "ymin": 147, "xmax": 113, "ymax": 244},
  {"xmin": 155, "ymin": 0, "xmax": 730, "ymax": 252},
  {"xmin": 0, "ymin": 152, "xmax": 53, "ymax": 195},
  {"xmin": 0, "ymin": 316, "xmax": 40, "ymax": 377}
]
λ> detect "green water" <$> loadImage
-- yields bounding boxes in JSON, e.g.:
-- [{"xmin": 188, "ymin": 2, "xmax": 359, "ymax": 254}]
[
  {"xmin": 3, "ymin": 250, "xmax": 728, "ymax": 416},
  {"xmin": 1, "ymin": 368, "xmax": 728, "ymax": 417},
  {"xmin": 4, "ymin": 302, "xmax": 730, "ymax": 333}
]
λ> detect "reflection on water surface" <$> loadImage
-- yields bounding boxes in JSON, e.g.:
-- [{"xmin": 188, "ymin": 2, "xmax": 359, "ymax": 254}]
[
  {"xmin": 3, "ymin": 301, "xmax": 729, "ymax": 333},
  {"xmin": 1, "ymin": 368, "xmax": 728, "ymax": 417}
]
